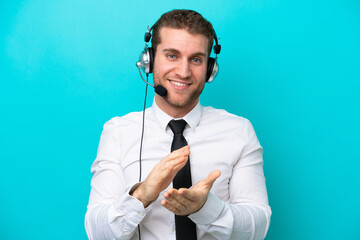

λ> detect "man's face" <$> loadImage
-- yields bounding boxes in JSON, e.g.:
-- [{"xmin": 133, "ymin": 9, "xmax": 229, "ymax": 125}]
[{"xmin": 153, "ymin": 27, "xmax": 209, "ymax": 117}]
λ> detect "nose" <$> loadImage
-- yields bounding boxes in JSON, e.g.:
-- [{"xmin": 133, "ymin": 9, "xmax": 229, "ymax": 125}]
[{"xmin": 175, "ymin": 59, "xmax": 191, "ymax": 79}]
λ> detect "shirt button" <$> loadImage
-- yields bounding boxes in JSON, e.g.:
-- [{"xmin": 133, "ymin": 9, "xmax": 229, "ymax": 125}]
[{"xmin": 172, "ymin": 225, "xmax": 175, "ymax": 232}]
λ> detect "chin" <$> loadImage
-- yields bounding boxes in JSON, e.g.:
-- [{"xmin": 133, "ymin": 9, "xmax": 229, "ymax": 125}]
[{"xmin": 168, "ymin": 97, "xmax": 195, "ymax": 109}]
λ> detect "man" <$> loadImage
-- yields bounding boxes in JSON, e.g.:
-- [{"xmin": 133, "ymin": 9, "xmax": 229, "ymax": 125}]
[{"xmin": 85, "ymin": 9, "xmax": 271, "ymax": 240}]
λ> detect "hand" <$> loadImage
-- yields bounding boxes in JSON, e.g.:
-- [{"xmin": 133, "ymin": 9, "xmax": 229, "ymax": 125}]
[
  {"xmin": 160, "ymin": 170, "xmax": 221, "ymax": 216},
  {"xmin": 131, "ymin": 146, "xmax": 190, "ymax": 208}
]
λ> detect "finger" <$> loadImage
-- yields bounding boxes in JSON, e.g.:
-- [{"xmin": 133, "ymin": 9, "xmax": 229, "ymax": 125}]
[
  {"xmin": 160, "ymin": 149, "xmax": 188, "ymax": 170},
  {"xmin": 178, "ymin": 188, "xmax": 197, "ymax": 201},
  {"xmin": 161, "ymin": 199, "xmax": 181, "ymax": 214},
  {"xmin": 157, "ymin": 156, "xmax": 189, "ymax": 183},
  {"xmin": 181, "ymin": 170, "xmax": 221, "ymax": 199},
  {"xmin": 166, "ymin": 189, "xmax": 191, "ymax": 209},
  {"xmin": 168, "ymin": 146, "xmax": 190, "ymax": 165},
  {"xmin": 164, "ymin": 192, "xmax": 187, "ymax": 210},
  {"xmin": 167, "ymin": 156, "xmax": 187, "ymax": 169},
  {"xmin": 198, "ymin": 170, "xmax": 221, "ymax": 192},
  {"xmin": 205, "ymin": 170, "xmax": 221, "ymax": 187},
  {"xmin": 158, "ymin": 157, "xmax": 185, "ymax": 180},
  {"xmin": 166, "ymin": 146, "xmax": 190, "ymax": 161},
  {"xmin": 170, "ymin": 156, "xmax": 189, "ymax": 173}
]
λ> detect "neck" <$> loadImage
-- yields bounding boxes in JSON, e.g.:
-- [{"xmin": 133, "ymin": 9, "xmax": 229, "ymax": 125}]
[{"xmin": 154, "ymin": 95, "xmax": 198, "ymax": 118}]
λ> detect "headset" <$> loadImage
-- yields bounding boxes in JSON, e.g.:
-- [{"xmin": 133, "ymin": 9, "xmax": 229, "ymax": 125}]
[{"xmin": 137, "ymin": 25, "xmax": 222, "ymax": 83}]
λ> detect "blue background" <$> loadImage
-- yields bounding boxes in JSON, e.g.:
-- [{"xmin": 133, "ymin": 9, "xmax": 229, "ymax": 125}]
[{"xmin": 1, "ymin": 0, "xmax": 359, "ymax": 239}]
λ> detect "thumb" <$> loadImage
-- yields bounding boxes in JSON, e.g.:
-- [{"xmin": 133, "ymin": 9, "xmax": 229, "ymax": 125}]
[{"xmin": 204, "ymin": 170, "xmax": 221, "ymax": 188}]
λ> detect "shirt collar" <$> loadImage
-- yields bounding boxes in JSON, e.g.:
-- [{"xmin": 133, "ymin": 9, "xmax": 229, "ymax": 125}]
[{"xmin": 152, "ymin": 99, "xmax": 202, "ymax": 133}]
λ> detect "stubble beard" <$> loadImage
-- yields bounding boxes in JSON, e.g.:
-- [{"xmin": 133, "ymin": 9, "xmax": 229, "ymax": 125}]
[
  {"xmin": 165, "ymin": 88, "xmax": 201, "ymax": 109},
  {"xmin": 154, "ymin": 75, "xmax": 205, "ymax": 110}
]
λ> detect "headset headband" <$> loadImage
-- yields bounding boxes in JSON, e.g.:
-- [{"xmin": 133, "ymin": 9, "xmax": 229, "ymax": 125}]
[{"xmin": 144, "ymin": 25, "xmax": 221, "ymax": 56}]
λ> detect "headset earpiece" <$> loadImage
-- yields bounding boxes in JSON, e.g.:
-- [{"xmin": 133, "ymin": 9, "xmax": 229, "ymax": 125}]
[
  {"xmin": 138, "ymin": 46, "xmax": 154, "ymax": 74},
  {"xmin": 206, "ymin": 57, "xmax": 218, "ymax": 83},
  {"xmin": 147, "ymin": 47, "xmax": 154, "ymax": 73}
]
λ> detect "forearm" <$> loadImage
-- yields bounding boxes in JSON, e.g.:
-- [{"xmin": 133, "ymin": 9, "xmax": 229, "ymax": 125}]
[
  {"xmin": 189, "ymin": 192, "xmax": 271, "ymax": 240},
  {"xmin": 85, "ymin": 194, "xmax": 146, "ymax": 240}
]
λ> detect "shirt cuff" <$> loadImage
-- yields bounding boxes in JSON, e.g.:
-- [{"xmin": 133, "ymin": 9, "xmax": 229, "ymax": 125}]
[
  {"xmin": 188, "ymin": 192, "xmax": 225, "ymax": 225},
  {"xmin": 108, "ymin": 193, "xmax": 146, "ymax": 224}
]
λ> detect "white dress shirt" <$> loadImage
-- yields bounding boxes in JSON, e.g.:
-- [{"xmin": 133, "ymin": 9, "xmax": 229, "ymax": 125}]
[{"xmin": 85, "ymin": 100, "xmax": 271, "ymax": 240}]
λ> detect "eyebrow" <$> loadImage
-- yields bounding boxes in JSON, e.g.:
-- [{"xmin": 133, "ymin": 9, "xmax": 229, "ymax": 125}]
[{"xmin": 162, "ymin": 48, "xmax": 207, "ymax": 58}]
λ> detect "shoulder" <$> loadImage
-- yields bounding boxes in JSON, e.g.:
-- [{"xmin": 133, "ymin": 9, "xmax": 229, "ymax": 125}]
[
  {"xmin": 201, "ymin": 106, "xmax": 261, "ymax": 146},
  {"xmin": 103, "ymin": 110, "xmax": 144, "ymax": 130},
  {"xmin": 201, "ymin": 106, "xmax": 252, "ymax": 128}
]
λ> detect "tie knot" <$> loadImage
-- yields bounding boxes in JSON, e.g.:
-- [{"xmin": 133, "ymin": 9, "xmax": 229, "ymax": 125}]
[{"xmin": 168, "ymin": 119, "xmax": 187, "ymax": 135}]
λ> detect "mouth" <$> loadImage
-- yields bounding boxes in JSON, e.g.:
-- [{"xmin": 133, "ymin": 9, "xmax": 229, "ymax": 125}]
[
  {"xmin": 168, "ymin": 79, "xmax": 191, "ymax": 91},
  {"xmin": 169, "ymin": 80, "xmax": 189, "ymax": 87}
]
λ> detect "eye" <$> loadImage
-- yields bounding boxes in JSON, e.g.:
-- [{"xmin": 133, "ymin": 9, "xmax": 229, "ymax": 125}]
[
  {"xmin": 192, "ymin": 58, "xmax": 202, "ymax": 64},
  {"xmin": 167, "ymin": 54, "xmax": 176, "ymax": 60}
]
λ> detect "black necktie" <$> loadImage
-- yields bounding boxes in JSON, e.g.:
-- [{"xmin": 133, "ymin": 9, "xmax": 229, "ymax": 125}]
[{"xmin": 168, "ymin": 119, "xmax": 197, "ymax": 240}]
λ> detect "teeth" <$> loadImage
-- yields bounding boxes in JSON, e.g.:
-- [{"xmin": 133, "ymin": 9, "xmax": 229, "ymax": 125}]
[{"xmin": 171, "ymin": 81, "xmax": 187, "ymax": 87}]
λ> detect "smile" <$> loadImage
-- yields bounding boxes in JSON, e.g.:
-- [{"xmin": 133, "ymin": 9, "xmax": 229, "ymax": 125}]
[{"xmin": 170, "ymin": 80, "xmax": 189, "ymax": 87}]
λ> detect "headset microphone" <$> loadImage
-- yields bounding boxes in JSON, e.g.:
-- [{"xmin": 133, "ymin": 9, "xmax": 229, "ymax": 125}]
[
  {"xmin": 136, "ymin": 62, "xmax": 168, "ymax": 97},
  {"xmin": 154, "ymin": 85, "xmax": 167, "ymax": 97}
]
